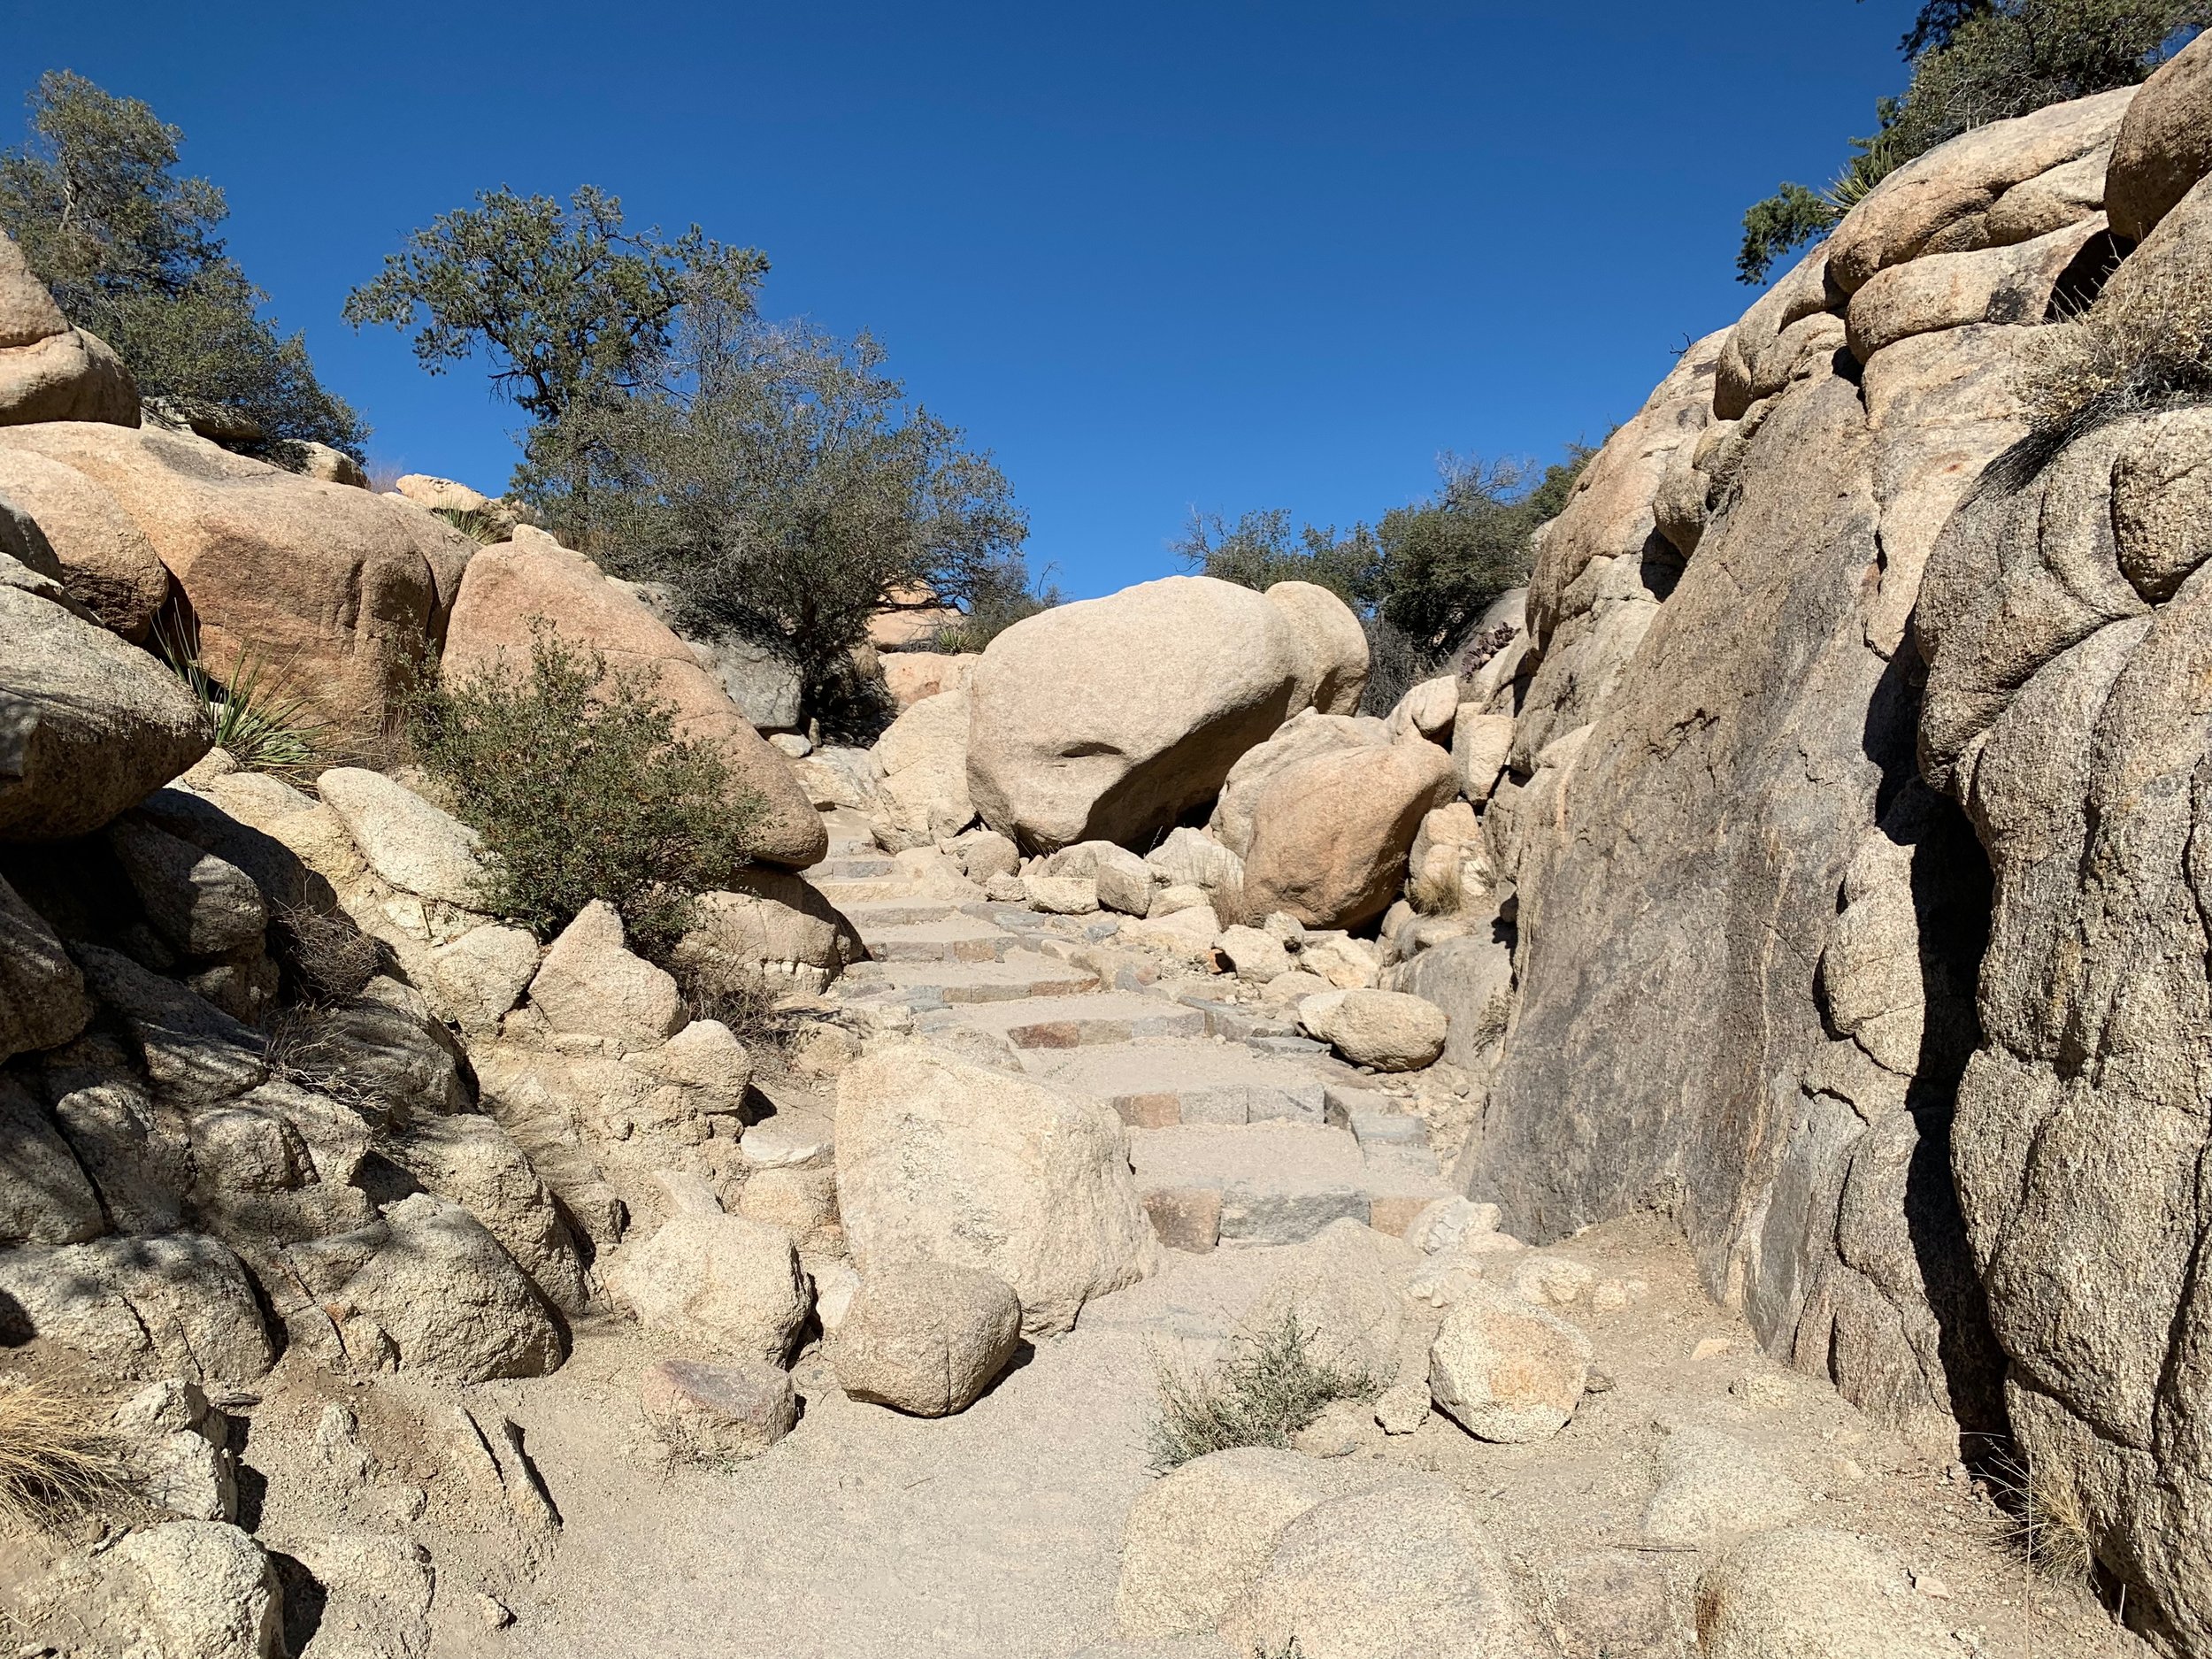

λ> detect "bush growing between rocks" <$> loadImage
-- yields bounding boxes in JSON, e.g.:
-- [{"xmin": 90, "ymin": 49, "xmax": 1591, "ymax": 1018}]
[
  {"xmin": 406, "ymin": 632, "xmax": 762, "ymax": 956},
  {"xmin": 154, "ymin": 615, "xmax": 326, "ymax": 777},
  {"xmin": 1739, "ymin": 0, "xmax": 2212, "ymax": 282},
  {"xmin": 0, "ymin": 1379, "xmax": 131, "ymax": 1527},
  {"xmin": 1148, "ymin": 1307, "xmax": 1378, "ymax": 1471},
  {"xmin": 2017, "ymin": 264, "xmax": 2212, "ymax": 452},
  {"xmin": 272, "ymin": 902, "xmax": 383, "ymax": 1005}
]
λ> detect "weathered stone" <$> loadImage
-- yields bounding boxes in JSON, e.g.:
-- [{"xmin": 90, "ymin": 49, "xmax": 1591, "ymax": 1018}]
[
  {"xmin": 640, "ymin": 1356, "xmax": 798, "ymax": 1461},
  {"xmin": 1113, "ymin": 1447, "xmax": 1334, "ymax": 1639},
  {"xmin": 0, "ymin": 1073, "xmax": 102, "ymax": 1244},
  {"xmin": 1694, "ymin": 1527, "xmax": 1953, "ymax": 1659},
  {"xmin": 2106, "ymin": 31, "xmax": 2212, "ymax": 242},
  {"xmin": 1220, "ymin": 1480, "xmax": 1546, "ymax": 1659},
  {"xmin": 528, "ymin": 900, "xmax": 687, "ymax": 1048},
  {"xmin": 423, "ymin": 922, "xmax": 540, "ymax": 1030},
  {"xmin": 1041, "ymin": 840, "xmax": 1153, "ymax": 915},
  {"xmin": 1427, "ymin": 1282, "xmax": 1590, "ymax": 1444},
  {"xmin": 1145, "ymin": 825, "xmax": 1245, "ymax": 896},
  {"xmin": 0, "ymin": 422, "xmax": 473, "ymax": 738},
  {"xmin": 1216, "ymin": 924, "xmax": 1293, "ymax": 985},
  {"xmin": 880, "ymin": 649, "xmax": 977, "ymax": 709},
  {"xmin": 0, "ymin": 577, "xmax": 210, "ymax": 841},
  {"xmin": 1641, "ymin": 1423, "xmax": 1810, "ymax": 1545},
  {"xmin": 0, "ymin": 444, "xmax": 169, "ymax": 637},
  {"xmin": 96, "ymin": 1521, "xmax": 284, "ymax": 1659},
  {"xmin": 966, "ymin": 575, "xmax": 1353, "ymax": 851},
  {"xmin": 1023, "ymin": 872, "xmax": 1099, "ymax": 914},
  {"xmin": 603, "ymin": 1211, "xmax": 810, "ymax": 1364},
  {"xmin": 72, "ymin": 944, "xmax": 268, "ymax": 1105},
  {"xmin": 316, "ymin": 768, "xmax": 486, "ymax": 907},
  {"xmin": 835, "ymin": 1044, "xmax": 1156, "ymax": 1334},
  {"xmin": 831, "ymin": 1259, "xmax": 1022, "ymax": 1416},
  {"xmin": 0, "ymin": 872, "xmax": 90, "ymax": 1061},
  {"xmin": 1296, "ymin": 988, "xmax": 1447, "ymax": 1072},
  {"xmin": 674, "ymin": 868, "xmax": 863, "ymax": 995},
  {"xmin": 106, "ymin": 813, "xmax": 268, "ymax": 958},
  {"xmin": 875, "ymin": 685, "xmax": 977, "ymax": 841},
  {"xmin": 391, "ymin": 1113, "xmax": 587, "ymax": 1314},
  {"xmin": 1264, "ymin": 580, "xmax": 1370, "ymax": 716},
  {"xmin": 0, "ymin": 1232, "xmax": 274, "ymax": 1381},
  {"xmin": 0, "ymin": 234, "xmax": 139, "ymax": 428},
  {"xmin": 1240, "ymin": 739, "xmax": 1456, "ymax": 930}
]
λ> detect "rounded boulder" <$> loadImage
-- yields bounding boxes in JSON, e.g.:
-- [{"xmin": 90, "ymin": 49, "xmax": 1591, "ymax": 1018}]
[{"xmin": 830, "ymin": 1259, "xmax": 1022, "ymax": 1417}]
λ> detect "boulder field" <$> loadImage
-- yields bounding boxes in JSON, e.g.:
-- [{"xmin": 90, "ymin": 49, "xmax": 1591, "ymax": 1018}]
[{"xmin": 1, "ymin": 40, "xmax": 2210, "ymax": 1659}]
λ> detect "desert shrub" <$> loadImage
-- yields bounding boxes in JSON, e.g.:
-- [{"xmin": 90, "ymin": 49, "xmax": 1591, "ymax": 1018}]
[
  {"xmin": 405, "ymin": 632, "xmax": 762, "ymax": 956},
  {"xmin": 2018, "ymin": 263, "xmax": 2212, "ymax": 445},
  {"xmin": 1740, "ymin": 1, "xmax": 2212, "ymax": 283},
  {"xmin": 0, "ymin": 1379, "xmax": 131, "ymax": 1526},
  {"xmin": 0, "ymin": 71, "xmax": 365, "ymax": 457},
  {"xmin": 1372, "ymin": 451, "xmax": 1586, "ymax": 651},
  {"xmin": 153, "ymin": 614, "xmax": 326, "ymax": 775},
  {"xmin": 430, "ymin": 504, "xmax": 511, "ymax": 545},
  {"xmin": 666, "ymin": 952, "xmax": 800, "ymax": 1058},
  {"xmin": 1148, "ymin": 1307, "xmax": 1378, "ymax": 1471},
  {"xmin": 931, "ymin": 569, "xmax": 1063, "ymax": 655},
  {"xmin": 1357, "ymin": 616, "xmax": 1446, "ymax": 718},
  {"xmin": 272, "ymin": 902, "xmax": 383, "ymax": 1005},
  {"xmin": 1173, "ymin": 509, "xmax": 1379, "ymax": 611},
  {"xmin": 1981, "ymin": 1450, "xmax": 2098, "ymax": 1584}
]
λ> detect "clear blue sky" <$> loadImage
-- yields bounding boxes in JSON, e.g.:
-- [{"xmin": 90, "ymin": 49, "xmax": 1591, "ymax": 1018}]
[{"xmin": 5, "ymin": 1, "xmax": 1923, "ymax": 598}]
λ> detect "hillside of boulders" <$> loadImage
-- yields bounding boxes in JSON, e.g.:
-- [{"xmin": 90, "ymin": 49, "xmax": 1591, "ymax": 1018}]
[{"xmin": 3, "ymin": 28, "xmax": 2212, "ymax": 1659}]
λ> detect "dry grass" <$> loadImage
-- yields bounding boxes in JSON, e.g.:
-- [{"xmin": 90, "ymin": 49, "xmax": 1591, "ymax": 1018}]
[
  {"xmin": 1148, "ymin": 1306, "xmax": 1377, "ymax": 1471},
  {"xmin": 2011, "ymin": 262, "xmax": 2212, "ymax": 480},
  {"xmin": 273, "ymin": 901, "xmax": 383, "ymax": 1004},
  {"xmin": 668, "ymin": 954, "xmax": 801, "ymax": 1061},
  {"xmin": 1980, "ymin": 1450, "xmax": 2098, "ymax": 1586},
  {"xmin": 0, "ymin": 1379, "xmax": 132, "ymax": 1528}
]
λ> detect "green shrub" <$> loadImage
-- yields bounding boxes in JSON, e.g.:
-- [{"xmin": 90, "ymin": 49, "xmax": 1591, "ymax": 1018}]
[
  {"xmin": 405, "ymin": 632, "xmax": 763, "ymax": 955},
  {"xmin": 154, "ymin": 613, "xmax": 327, "ymax": 775},
  {"xmin": 1148, "ymin": 1307, "xmax": 1378, "ymax": 1471}
]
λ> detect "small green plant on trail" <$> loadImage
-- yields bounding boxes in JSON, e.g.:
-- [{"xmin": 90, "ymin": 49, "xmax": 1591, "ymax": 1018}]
[
  {"xmin": 1148, "ymin": 1306, "xmax": 1378, "ymax": 1471},
  {"xmin": 405, "ymin": 630, "xmax": 762, "ymax": 957},
  {"xmin": 154, "ymin": 613, "xmax": 326, "ymax": 775}
]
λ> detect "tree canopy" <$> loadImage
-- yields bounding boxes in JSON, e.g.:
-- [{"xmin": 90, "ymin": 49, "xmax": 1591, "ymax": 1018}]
[
  {"xmin": 0, "ymin": 70, "xmax": 366, "ymax": 457},
  {"xmin": 1738, "ymin": 0, "xmax": 2212, "ymax": 285}
]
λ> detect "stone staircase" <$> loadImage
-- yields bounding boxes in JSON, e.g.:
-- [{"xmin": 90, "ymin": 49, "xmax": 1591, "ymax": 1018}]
[{"xmin": 798, "ymin": 809, "xmax": 1453, "ymax": 1256}]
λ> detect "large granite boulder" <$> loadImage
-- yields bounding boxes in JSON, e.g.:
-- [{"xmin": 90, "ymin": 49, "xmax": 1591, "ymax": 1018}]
[
  {"xmin": 0, "ymin": 422, "xmax": 476, "ymax": 737},
  {"xmin": 0, "ymin": 234, "xmax": 137, "ymax": 428},
  {"xmin": 1239, "ymin": 736, "xmax": 1456, "ymax": 930},
  {"xmin": 2105, "ymin": 31, "xmax": 2212, "ymax": 242},
  {"xmin": 442, "ymin": 531, "xmax": 826, "ymax": 868},
  {"xmin": 964, "ymin": 575, "xmax": 1363, "ymax": 852}
]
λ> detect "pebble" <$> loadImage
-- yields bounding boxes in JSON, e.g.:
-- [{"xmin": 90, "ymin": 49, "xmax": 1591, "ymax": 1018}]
[
  {"xmin": 1689, "ymin": 1335, "xmax": 1733, "ymax": 1363},
  {"xmin": 476, "ymin": 1593, "xmax": 515, "ymax": 1630}
]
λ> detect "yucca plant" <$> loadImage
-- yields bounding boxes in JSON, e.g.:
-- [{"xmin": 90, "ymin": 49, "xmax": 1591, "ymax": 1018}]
[
  {"xmin": 430, "ymin": 503, "xmax": 513, "ymax": 545},
  {"xmin": 153, "ymin": 613, "xmax": 327, "ymax": 775}
]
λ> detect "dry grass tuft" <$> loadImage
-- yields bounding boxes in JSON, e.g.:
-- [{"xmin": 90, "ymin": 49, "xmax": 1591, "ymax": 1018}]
[
  {"xmin": 1148, "ymin": 1306, "xmax": 1377, "ymax": 1471},
  {"xmin": 0, "ymin": 1379, "xmax": 132, "ymax": 1528},
  {"xmin": 273, "ymin": 902, "xmax": 384, "ymax": 1004},
  {"xmin": 1981, "ymin": 1450, "xmax": 2098, "ymax": 1586},
  {"xmin": 668, "ymin": 954, "xmax": 801, "ymax": 1061},
  {"xmin": 2012, "ymin": 262, "xmax": 2212, "ymax": 478}
]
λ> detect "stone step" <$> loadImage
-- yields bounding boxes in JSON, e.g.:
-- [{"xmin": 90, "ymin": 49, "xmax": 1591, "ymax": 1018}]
[
  {"xmin": 1130, "ymin": 1122, "xmax": 1371, "ymax": 1250},
  {"xmin": 878, "ymin": 951, "xmax": 1100, "ymax": 1006},
  {"xmin": 803, "ymin": 856, "xmax": 897, "ymax": 881},
  {"xmin": 831, "ymin": 897, "xmax": 971, "ymax": 932},
  {"xmin": 1020, "ymin": 1038, "xmax": 1325, "ymax": 1129},
  {"xmin": 864, "ymin": 919, "xmax": 1022, "ymax": 964},
  {"xmin": 951, "ymin": 990, "xmax": 1208, "ymax": 1050}
]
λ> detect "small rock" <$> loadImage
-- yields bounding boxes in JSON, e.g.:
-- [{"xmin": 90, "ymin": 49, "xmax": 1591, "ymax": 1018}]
[
  {"xmin": 316, "ymin": 766, "xmax": 487, "ymax": 906},
  {"xmin": 982, "ymin": 872, "xmax": 1027, "ymax": 902},
  {"xmin": 1642, "ymin": 1424, "xmax": 1810, "ymax": 1545},
  {"xmin": 1296, "ymin": 988, "xmax": 1448, "ymax": 1071},
  {"xmin": 831, "ymin": 1260, "xmax": 1023, "ymax": 1417},
  {"xmin": 1911, "ymin": 1569, "xmax": 1951, "ymax": 1600},
  {"xmin": 1589, "ymin": 1278, "xmax": 1631, "ymax": 1312},
  {"xmin": 1427, "ymin": 1282, "xmax": 1591, "ymax": 1444},
  {"xmin": 810, "ymin": 1258, "xmax": 860, "ymax": 1331},
  {"xmin": 1215, "ymin": 925, "xmax": 1293, "ymax": 984},
  {"xmin": 527, "ymin": 900, "xmax": 687, "ymax": 1049},
  {"xmin": 1023, "ymin": 873, "xmax": 1099, "ymax": 915},
  {"xmin": 639, "ymin": 1356, "xmax": 798, "ymax": 1462},
  {"xmin": 739, "ymin": 1118, "xmax": 832, "ymax": 1169},
  {"xmin": 476, "ymin": 1592, "xmax": 515, "ymax": 1630},
  {"xmin": 1584, "ymin": 1368, "xmax": 1617, "ymax": 1395},
  {"xmin": 1403, "ymin": 1196, "xmax": 1504, "ymax": 1253},
  {"xmin": 1691, "ymin": 1335, "xmax": 1733, "ymax": 1363},
  {"xmin": 768, "ymin": 733, "xmax": 811, "ymax": 757},
  {"xmin": 603, "ymin": 1212, "xmax": 812, "ymax": 1365},
  {"xmin": 1732, "ymin": 1370, "xmax": 1799, "ymax": 1409},
  {"xmin": 1146, "ymin": 883, "xmax": 1212, "ymax": 918},
  {"xmin": 1373, "ymin": 1379, "xmax": 1431, "ymax": 1435},
  {"xmin": 958, "ymin": 832, "xmax": 1020, "ymax": 885},
  {"xmin": 1506, "ymin": 1253, "xmax": 1596, "ymax": 1307},
  {"xmin": 1290, "ymin": 1396, "xmax": 1371, "ymax": 1458}
]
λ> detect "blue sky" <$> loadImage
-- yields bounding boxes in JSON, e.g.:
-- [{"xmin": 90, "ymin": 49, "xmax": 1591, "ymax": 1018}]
[{"xmin": 5, "ymin": 2, "xmax": 1923, "ymax": 597}]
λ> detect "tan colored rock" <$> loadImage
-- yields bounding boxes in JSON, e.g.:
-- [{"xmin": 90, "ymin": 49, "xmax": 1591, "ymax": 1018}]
[
  {"xmin": 1113, "ymin": 1448, "xmax": 1334, "ymax": 1639},
  {"xmin": 1427, "ymin": 1281, "xmax": 1590, "ymax": 1443},
  {"xmin": 1221, "ymin": 1481, "xmax": 1546, "ymax": 1659},
  {"xmin": 1241, "ymin": 740, "xmax": 1455, "ymax": 930},
  {"xmin": 0, "ymin": 574, "xmax": 210, "ymax": 841},
  {"xmin": 673, "ymin": 869, "xmax": 864, "ymax": 995},
  {"xmin": 604, "ymin": 1211, "xmax": 810, "ymax": 1364},
  {"xmin": 1296, "ymin": 932, "xmax": 1380, "ymax": 989},
  {"xmin": 1216, "ymin": 924, "xmax": 1292, "ymax": 984},
  {"xmin": 1263, "ymin": 579, "xmax": 1369, "ymax": 715},
  {"xmin": 442, "ymin": 532, "xmax": 825, "ymax": 867},
  {"xmin": 1384, "ymin": 674, "xmax": 1458, "ymax": 741},
  {"xmin": 316, "ymin": 767, "xmax": 486, "ymax": 907},
  {"xmin": 0, "ymin": 425, "xmax": 473, "ymax": 739},
  {"xmin": 527, "ymin": 900, "xmax": 687, "ymax": 1049},
  {"xmin": 2107, "ymin": 32, "xmax": 2212, "ymax": 242},
  {"xmin": 880, "ymin": 650, "xmax": 976, "ymax": 708},
  {"xmin": 639, "ymin": 1356, "xmax": 797, "ymax": 1461},
  {"xmin": 96, "ymin": 1521, "xmax": 283, "ymax": 1659},
  {"xmin": 874, "ymin": 685, "xmax": 975, "ymax": 841},
  {"xmin": 1209, "ymin": 708, "xmax": 1387, "ymax": 857},
  {"xmin": 734, "ymin": 1164, "xmax": 839, "ymax": 1250},
  {"xmin": 1145, "ymin": 825, "xmax": 1245, "ymax": 897},
  {"xmin": 423, "ymin": 923, "xmax": 541, "ymax": 1031},
  {"xmin": 1022, "ymin": 872, "xmax": 1098, "ymax": 914},
  {"xmin": 292, "ymin": 443, "xmax": 366, "ymax": 488},
  {"xmin": 965, "ymin": 575, "xmax": 1331, "ymax": 851},
  {"xmin": 0, "ymin": 234, "xmax": 138, "ymax": 428},
  {"xmin": 1826, "ymin": 88, "xmax": 2135, "ymax": 295},
  {"xmin": 1694, "ymin": 1527, "xmax": 1954, "ymax": 1659},
  {"xmin": 1406, "ymin": 800, "xmax": 1489, "ymax": 916},
  {"xmin": 1040, "ymin": 840, "xmax": 1152, "ymax": 914},
  {"xmin": 1450, "ymin": 708, "xmax": 1516, "ymax": 804},
  {"xmin": 1120, "ymin": 904, "xmax": 1224, "ymax": 963},
  {"xmin": 391, "ymin": 1114, "xmax": 587, "ymax": 1315},
  {"xmin": 831, "ymin": 1260, "xmax": 1022, "ymax": 1416},
  {"xmin": 1292, "ymin": 987, "xmax": 1451, "ymax": 1079},
  {"xmin": 1845, "ymin": 217, "xmax": 2108, "ymax": 363},
  {"xmin": 835, "ymin": 1045, "xmax": 1156, "ymax": 1334},
  {"xmin": 0, "ymin": 445, "xmax": 169, "ymax": 637}
]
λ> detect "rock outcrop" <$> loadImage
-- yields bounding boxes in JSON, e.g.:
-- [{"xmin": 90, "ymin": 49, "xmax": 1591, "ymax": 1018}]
[{"xmin": 0, "ymin": 234, "xmax": 137, "ymax": 429}]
